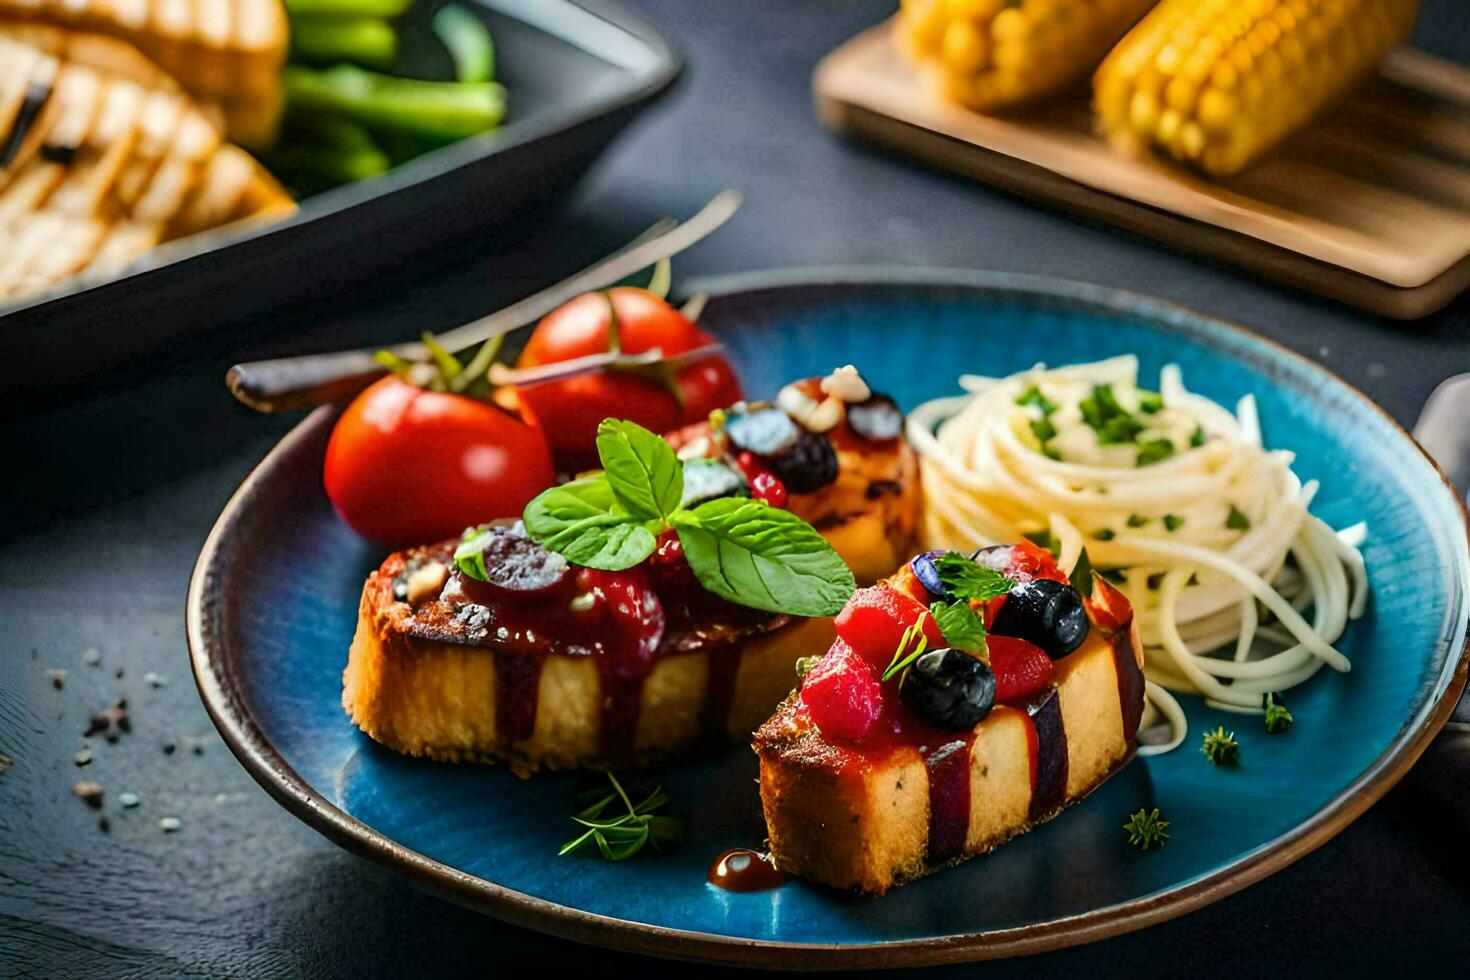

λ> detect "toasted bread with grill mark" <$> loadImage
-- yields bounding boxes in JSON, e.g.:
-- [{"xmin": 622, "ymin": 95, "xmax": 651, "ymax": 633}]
[
  {"xmin": 344, "ymin": 540, "xmax": 837, "ymax": 777},
  {"xmin": 754, "ymin": 602, "xmax": 1144, "ymax": 893}
]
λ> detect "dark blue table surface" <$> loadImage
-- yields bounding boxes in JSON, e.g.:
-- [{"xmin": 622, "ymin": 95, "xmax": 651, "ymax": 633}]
[{"xmin": 4, "ymin": 2, "xmax": 1470, "ymax": 976}]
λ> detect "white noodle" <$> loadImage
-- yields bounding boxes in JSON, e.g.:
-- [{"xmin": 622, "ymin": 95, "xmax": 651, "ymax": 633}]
[{"xmin": 906, "ymin": 357, "xmax": 1369, "ymax": 752}]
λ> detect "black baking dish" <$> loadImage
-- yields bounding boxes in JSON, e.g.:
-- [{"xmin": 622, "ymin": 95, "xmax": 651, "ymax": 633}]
[{"xmin": 1, "ymin": 0, "xmax": 680, "ymax": 397}]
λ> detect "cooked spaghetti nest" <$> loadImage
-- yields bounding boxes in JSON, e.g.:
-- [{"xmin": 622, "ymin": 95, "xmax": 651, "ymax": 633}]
[{"xmin": 907, "ymin": 355, "xmax": 1368, "ymax": 754}]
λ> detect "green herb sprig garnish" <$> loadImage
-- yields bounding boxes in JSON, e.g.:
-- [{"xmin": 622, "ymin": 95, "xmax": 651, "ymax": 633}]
[
  {"xmin": 1123, "ymin": 808, "xmax": 1170, "ymax": 850},
  {"xmin": 1136, "ymin": 438, "xmax": 1176, "ymax": 467},
  {"xmin": 471, "ymin": 418, "xmax": 855, "ymax": 618},
  {"xmin": 1264, "ymin": 693, "xmax": 1293, "ymax": 734},
  {"xmin": 1016, "ymin": 384, "xmax": 1058, "ymax": 416},
  {"xmin": 1226, "ymin": 505, "xmax": 1251, "ymax": 531},
  {"xmin": 559, "ymin": 773, "xmax": 685, "ymax": 861},
  {"xmin": 1071, "ymin": 547, "xmax": 1095, "ymax": 598},
  {"xmin": 882, "ymin": 613, "xmax": 933, "ymax": 682},
  {"xmin": 934, "ymin": 552, "xmax": 1016, "ymax": 601},
  {"xmin": 1201, "ymin": 726, "xmax": 1241, "ymax": 766},
  {"xmin": 930, "ymin": 599, "xmax": 986, "ymax": 654}
]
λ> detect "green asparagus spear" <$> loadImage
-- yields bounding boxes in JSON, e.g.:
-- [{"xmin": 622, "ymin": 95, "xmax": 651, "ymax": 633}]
[
  {"xmin": 283, "ymin": 65, "xmax": 506, "ymax": 141},
  {"xmin": 432, "ymin": 5, "xmax": 495, "ymax": 83},
  {"xmin": 291, "ymin": 15, "xmax": 398, "ymax": 69}
]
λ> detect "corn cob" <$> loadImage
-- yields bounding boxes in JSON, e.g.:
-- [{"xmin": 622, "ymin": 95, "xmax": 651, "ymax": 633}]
[
  {"xmin": 0, "ymin": 28, "xmax": 293, "ymax": 303},
  {"xmin": 897, "ymin": 0, "xmax": 1159, "ymax": 113},
  {"xmin": 1094, "ymin": 0, "xmax": 1421, "ymax": 177}
]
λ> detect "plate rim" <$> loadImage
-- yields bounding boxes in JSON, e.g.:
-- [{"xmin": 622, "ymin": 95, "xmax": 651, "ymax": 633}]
[{"xmin": 186, "ymin": 266, "xmax": 1470, "ymax": 969}]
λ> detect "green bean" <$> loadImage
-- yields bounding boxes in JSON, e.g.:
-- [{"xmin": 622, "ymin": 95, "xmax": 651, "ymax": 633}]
[
  {"xmin": 291, "ymin": 16, "xmax": 398, "ymax": 69},
  {"xmin": 432, "ymin": 5, "xmax": 495, "ymax": 83},
  {"xmin": 283, "ymin": 0, "xmax": 410, "ymax": 18},
  {"xmin": 284, "ymin": 65, "xmax": 506, "ymax": 141}
]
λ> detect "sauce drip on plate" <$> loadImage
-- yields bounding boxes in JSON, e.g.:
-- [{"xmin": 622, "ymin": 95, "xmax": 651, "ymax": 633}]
[{"xmin": 707, "ymin": 849, "xmax": 788, "ymax": 892}]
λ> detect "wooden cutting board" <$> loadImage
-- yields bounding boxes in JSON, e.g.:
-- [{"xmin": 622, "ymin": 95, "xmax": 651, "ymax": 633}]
[{"xmin": 815, "ymin": 21, "xmax": 1470, "ymax": 319}]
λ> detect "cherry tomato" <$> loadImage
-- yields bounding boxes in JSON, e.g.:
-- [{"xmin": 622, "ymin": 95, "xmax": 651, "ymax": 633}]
[
  {"xmin": 324, "ymin": 375, "xmax": 555, "ymax": 546},
  {"xmin": 515, "ymin": 287, "xmax": 742, "ymax": 461}
]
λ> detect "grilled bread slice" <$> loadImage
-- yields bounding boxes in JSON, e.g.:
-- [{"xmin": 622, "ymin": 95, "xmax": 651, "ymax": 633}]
[
  {"xmin": 753, "ymin": 551, "xmax": 1145, "ymax": 893},
  {"xmin": 0, "ymin": 26, "xmax": 292, "ymax": 302},
  {"xmin": 344, "ymin": 526, "xmax": 837, "ymax": 777},
  {"xmin": 0, "ymin": 0, "xmax": 287, "ymax": 144}
]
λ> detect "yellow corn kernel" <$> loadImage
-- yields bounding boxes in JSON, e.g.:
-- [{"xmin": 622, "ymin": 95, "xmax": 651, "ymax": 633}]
[{"xmin": 942, "ymin": 19, "xmax": 990, "ymax": 74}]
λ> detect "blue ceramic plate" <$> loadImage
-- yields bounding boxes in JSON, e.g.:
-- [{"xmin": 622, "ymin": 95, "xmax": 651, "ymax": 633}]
[{"xmin": 187, "ymin": 268, "xmax": 1469, "ymax": 968}]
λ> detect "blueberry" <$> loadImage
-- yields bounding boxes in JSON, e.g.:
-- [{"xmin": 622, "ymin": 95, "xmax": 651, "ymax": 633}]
[
  {"xmin": 725, "ymin": 408, "xmax": 801, "ymax": 456},
  {"xmin": 766, "ymin": 430, "xmax": 838, "ymax": 495},
  {"xmin": 464, "ymin": 524, "xmax": 570, "ymax": 596},
  {"xmin": 680, "ymin": 458, "xmax": 748, "ymax": 508},
  {"xmin": 846, "ymin": 393, "xmax": 904, "ymax": 441},
  {"xmin": 968, "ymin": 544, "xmax": 1012, "ymax": 573},
  {"xmin": 900, "ymin": 648, "xmax": 995, "ymax": 730},
  {"xmin": 990, "ymin": 579, "xmax": 1089, "ymax": 659},
  {"xmin": 909, "ymin": 550, "xmax": 946, "ymax": 599}
]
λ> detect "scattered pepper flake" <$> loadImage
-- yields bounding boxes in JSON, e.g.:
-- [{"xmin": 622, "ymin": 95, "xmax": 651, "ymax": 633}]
[
  {"xmin": 46, "ymin": 669, "xmax": 67, "ymax": 690},
  {"xmin": 72, "ymin": 781, "xmax": 104, "ymax": 809},
  {"xmin": 84, "ymin": 700, "xmax": 130, "ymax": 743}
]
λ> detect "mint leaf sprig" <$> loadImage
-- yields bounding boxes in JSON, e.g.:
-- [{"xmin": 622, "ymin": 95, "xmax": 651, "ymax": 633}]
[
  {"xmin": 934, "ymin": 553, "xmax": 1015, "ymax": 602},
  {"xmin": 518, "ymin": 418, "xmax": 855, "ymax": 618},
  {"xmin": 929, "ymin": 598, "xmax": 985, "ymax": 654}
]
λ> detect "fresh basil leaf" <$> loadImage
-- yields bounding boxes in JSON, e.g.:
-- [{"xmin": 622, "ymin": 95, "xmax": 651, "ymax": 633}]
[
  {"xmin": 595, "ymin": 418, "xmax": 683, "ymax": 522},
  {"xmin": 934, "ymin": 552, "xmax": 1015, "ymax": 602},
  {"xmin": 672, "ymin": 498, "xmax": 854, "ymax": 617},
  {"xmin": 930, "ymin": 599, "xmax": 986, "ymax": 654},
  {"xmin": 522, "ymin": 477, "xmax": 656, "ymax": 570}
]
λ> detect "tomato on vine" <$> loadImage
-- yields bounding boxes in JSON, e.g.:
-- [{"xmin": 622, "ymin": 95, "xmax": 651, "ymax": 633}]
[
  {"xmin": 513, "ymin": 285, "xmax": 742, "ymax": 464},
  {"xmin": 324, "ymin": 336, "xmax": 556, "ymax": 546}
]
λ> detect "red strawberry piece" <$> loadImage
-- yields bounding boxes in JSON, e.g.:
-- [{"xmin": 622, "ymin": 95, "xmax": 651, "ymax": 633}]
[
  {"xmin": 887, "ymin": 565, "xmax": 932, "ymax": 606},
  {"xmin": 1009, "ymin": 540, "xmax": 1069, "ymax": 584},
  {"xmin": 800, "ymin": 639, "xmax": 883, "ymax": 741},
  {"xmin": 834, "ymin": 584, "xmax": 944, "ymax": 667},
  {"xmin": 987, "ymin": 635, "xmax": 1057, "ymax": 704},
  {"xmin": 1084, "ymin": 575, "xmax": 1134, "ymax": 633}
]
